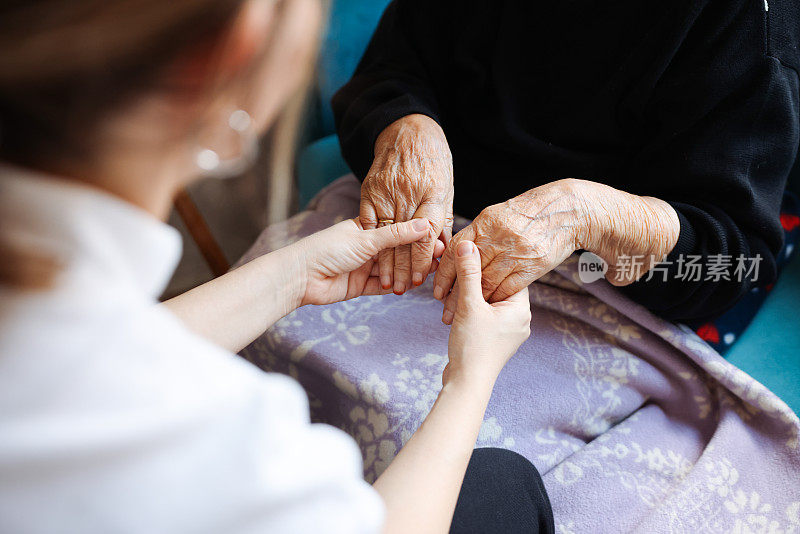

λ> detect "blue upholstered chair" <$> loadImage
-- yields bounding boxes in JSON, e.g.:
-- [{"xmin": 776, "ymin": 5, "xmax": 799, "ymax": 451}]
[{"xmin": 298, "ymin": 0, "xmax": 800, "ymax": 413}]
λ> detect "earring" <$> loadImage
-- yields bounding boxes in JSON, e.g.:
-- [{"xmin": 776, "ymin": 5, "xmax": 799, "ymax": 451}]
[{"xmin": 194, "ymin": 109, "xmax": 259, "ymax": 179}]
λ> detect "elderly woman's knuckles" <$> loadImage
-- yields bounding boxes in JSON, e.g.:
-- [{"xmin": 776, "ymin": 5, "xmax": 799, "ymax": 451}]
[{"xmin": 365, "ymin": 169, "xmax": 448, "ymax": 205}]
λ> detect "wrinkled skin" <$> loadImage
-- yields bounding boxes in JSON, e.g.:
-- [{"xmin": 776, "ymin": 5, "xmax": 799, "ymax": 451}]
[
  {"xmin": 360, "ymin": 114, "xmax": 454, "ymax": 294},
  {"xmin": 362, "ymin": 115, "xmax": 681, "ymax": 324},
  {"xmin": 434, "ymin": 180, "xmax": 583, "ymax": 306},
  {"xmin": 433, "ymin": 179, "xmax": 681, "ymax": 324}
]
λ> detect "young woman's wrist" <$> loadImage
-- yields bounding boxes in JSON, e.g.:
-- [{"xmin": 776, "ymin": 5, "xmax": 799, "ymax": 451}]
[
  {"xmin": 258, "ymin": 244, "xmax": 307, "ymax": 312},
  {"xmin": 438, "ymin": 372, "xmax": 496, "ymax": 414},
  {"xmin": 442, "ymin": 357, "xmax": 498, "ymax": 396}
]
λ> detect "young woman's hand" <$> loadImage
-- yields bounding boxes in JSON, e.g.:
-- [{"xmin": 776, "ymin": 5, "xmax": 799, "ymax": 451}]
[
  {"xmin": 444, "ymin": 240, "xmax": 532, "ymax": 388},
  {"xmin": 295, "ymin": 218, "xmax": 444, "ymax": 306}
]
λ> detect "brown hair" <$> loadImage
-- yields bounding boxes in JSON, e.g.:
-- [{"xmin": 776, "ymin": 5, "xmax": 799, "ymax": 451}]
[
  {"xmin": 0, "ymin": 0, "xmax": 244, "ymax": 167},
  {"xmin": 0, "ymin": 0, "xmax": 316, "ymax": 288}
]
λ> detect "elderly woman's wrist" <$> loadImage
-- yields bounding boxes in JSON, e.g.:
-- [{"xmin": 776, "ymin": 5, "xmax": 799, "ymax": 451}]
[
  {"xmin": 373, "ymin": 113, "xmax": 448, "ymax": 159},
  {"xmin": 556, "ymin": 178, "xmax": 614, "ymax": 252},
  {"xmin": 571, "ymin": 180, "xmax": 681, "ymax": 277}
]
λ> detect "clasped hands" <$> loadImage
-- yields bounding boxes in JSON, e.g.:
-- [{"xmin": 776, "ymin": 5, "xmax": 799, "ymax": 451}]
[
  {"xmin": 290, "ymin": 114, "xmax": 677, "ymax": 386},
  {"xmin": 358, "ymin": 114, "xmax": 681, "ymax": 325},
  {"xmin": 289, "ymin": 217, "xmax": 530, "ymax": 389}
]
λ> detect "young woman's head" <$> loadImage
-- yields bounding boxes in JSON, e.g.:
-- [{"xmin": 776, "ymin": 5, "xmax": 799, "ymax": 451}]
[{"xmin": 0, "ymin": 0, "xmax": 322, "ymax": 212}]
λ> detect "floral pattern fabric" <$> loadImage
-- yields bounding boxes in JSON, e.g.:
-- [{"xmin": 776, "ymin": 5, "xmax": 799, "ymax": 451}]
[{"xmin": 237, "ymin": 176, "xmax": 800, "ymax": 533}]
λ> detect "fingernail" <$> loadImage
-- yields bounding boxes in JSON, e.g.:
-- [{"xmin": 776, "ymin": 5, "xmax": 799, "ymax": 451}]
[
  {"xmin": 442, "ymin": 310, "xmax": 454, "ymax": 324},
  {"xmin": 457, "ymin": 241, "xmax": 473, "ymax": 257},
  {"xmin": 393, "ymin": 281, "xmax": 405, "ymax": 295},
  {"xmin": 433, "ymin": 286, "xmax": 443, "ymax": 300},
  {"xmin": 412, "ymin": 272, "xmax": 423, "ymax": 286},
  {"xmin": 381, "ymin": 276, "xmax": 391, "ymax": 290},
  {"xmin": 412, "ymin": 219, "xmax": 427, "ymax": 232}
]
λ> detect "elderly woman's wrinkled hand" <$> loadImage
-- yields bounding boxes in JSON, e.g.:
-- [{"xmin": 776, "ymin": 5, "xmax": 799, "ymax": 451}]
[
  {"xmin": 433, "ymin": 179, "xmax": 680, "ymax": 325},
  {"xmin": 360, "ymin": 114, "xmax": 454, "ymax": 295}
]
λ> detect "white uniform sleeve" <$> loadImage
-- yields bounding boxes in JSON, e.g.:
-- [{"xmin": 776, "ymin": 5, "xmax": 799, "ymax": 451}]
[{"xmin": 0, "ymin": 316, "xmax": 385, "ymax": 534}]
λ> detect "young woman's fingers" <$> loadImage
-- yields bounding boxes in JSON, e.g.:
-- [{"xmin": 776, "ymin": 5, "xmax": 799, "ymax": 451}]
[
  {"xmin": 432, "ymin": 225, "xmax": 476, "ymax": 300},
  {"xmin": 504, "ymin": 285, "xmax": 530, "ymax": 303},
  {"xmin": 344, "ymin": 260, "xmax": 374, "ymax": 300},
  {"xmin": 442, "ymin": 240, "xmax": 491, "ymax": 324},
  {"xmin": 492, "ymin": 285, "xmax": 532, "ymax": 331},
  {"xmin": 454, "ymin": 240, "xmax": 485, "ymax": 306}
]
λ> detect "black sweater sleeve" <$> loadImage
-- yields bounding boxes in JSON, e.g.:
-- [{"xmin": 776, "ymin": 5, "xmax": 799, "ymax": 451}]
[
  {"xmin": 332, "ymin": 0, "xmax": 799, "ymax": 323},
  {"xmin": 620, "ymin": 0, "xmax": 800, "ymax": 322},
  {"xmin": 332, "ymin": 0, "xmax": 444, "ymax": 180}
]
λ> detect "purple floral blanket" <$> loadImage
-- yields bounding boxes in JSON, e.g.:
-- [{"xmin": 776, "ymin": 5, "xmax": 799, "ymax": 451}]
[{"xmin": 238, "ymin": 176, "xmax": 800, "ymax": 533}]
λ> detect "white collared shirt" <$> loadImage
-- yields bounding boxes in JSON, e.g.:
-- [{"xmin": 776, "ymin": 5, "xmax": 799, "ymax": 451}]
[{"xmin": 0, "ymin": 166, "xmax": 383, "ymax": 533}]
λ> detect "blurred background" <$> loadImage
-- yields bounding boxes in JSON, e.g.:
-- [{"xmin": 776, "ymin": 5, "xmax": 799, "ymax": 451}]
[
  {"xmin": 164, "ymin": 152, "xmax": 273, "ymax": 298},
  {"xmin": 163, "ymin": 0, "xmax": 393, "ymax": 298}
]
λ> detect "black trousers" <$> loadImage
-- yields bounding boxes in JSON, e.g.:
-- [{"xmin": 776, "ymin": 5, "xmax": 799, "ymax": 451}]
[{"xmin": 450, "ymin": 448, "xmax": 555, "ymax": 534}]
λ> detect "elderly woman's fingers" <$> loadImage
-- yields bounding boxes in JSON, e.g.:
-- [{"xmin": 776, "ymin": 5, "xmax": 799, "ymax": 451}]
[
  {"xmin": 442, "ymin": 283, "xmax": 459, "ymax": 325},
  {"xmin": 393, "ymin": 242, "xmax": 412, "ymax": 294},
  {"xmin": 433, "ymin": 225, "xmax": 477, "ymax": 300},
  {"xmin": 365, "ymin": 218, "xmax": 428, "ymax": 253},
  {"xmin": 433, "ymin": 249, "xmax": 456, "ymax": 301},
  {"xmin": 478, "ymin": 257, "xmax": 514, "ymax": 301},
  {"xmin": 391, "ymin": 200, "xmax": 415, "ymax": 293},
  {"xmin": 433, "ymin": 238, "xmax": 445, "ymax": 259},
  {"xmin": 371, "ymin": 201, "xmax": 398, "ymax": 290},
  {"xmin": 372, "ymin": 257, "xmax": 436, "ymax": 283},
  {"xmin": 359, "ymin": 194, "xmax": 388, "ymax": 289},
  {"xmin": 371, "ymin": 246, "xmax": 436, "ymax": 279},
  {"xmin": 488, "ymin": 271, "xmax": 535, "ymax": 304},
  {"xmin": 359, "ymin": 196, "xmax": 378, "ymax": 229},
  {"xmin": 359, "ymin": 277, "xmax": 396, "ymax": 296},
  {"xmin": 443, "ymin": 188, "xmax": 455, "ymax": 246},
  {"xmin": 410, "ymin": 201, "xmax": 445, "ymax": 286},
  {"xmin": 377, "ymin": 248, "xmax": 394, "ymax": 290}
]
